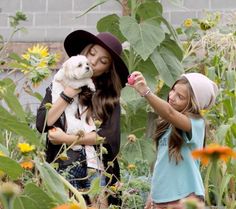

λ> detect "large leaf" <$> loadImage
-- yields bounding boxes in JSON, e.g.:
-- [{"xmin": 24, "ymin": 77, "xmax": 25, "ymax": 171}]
[
  {"xmin": 120, "ymin": 16, "xmax": 165, "ymax": 61},
  {"xmin": 0, "ymin": 156, "xmax": 23, "ymax": 180},
  {"xmin": 161, "ymin": 34, "xmax": 183, "ymax": 61},
  {"xmin": 0, "ymin": 78, "xmax": 26, "ymax": 122},
  {"xmin": 136, "ymin": 1, "xmax": 163, "ymax": 21},
  {"xmin": 121, "ymin": 137, "xmax": 156, "ymax": 165},
  {"xmin": 0, "ymin": 105, "xmax": 39, "ymax": 145},
  {"xmin": 151, "ymin": 47, "xmax": 184, "ymax": 87},
  {"xmin": 97, "ymin": 14, "xmax": 126, "ymax": 42},
  {"xmin": 35, "ymin": 158, "xmax": 69, "ymax": 204},
  {"xmin": 13, "ymin": 183, "xmax": 55, "ymax": 209}
]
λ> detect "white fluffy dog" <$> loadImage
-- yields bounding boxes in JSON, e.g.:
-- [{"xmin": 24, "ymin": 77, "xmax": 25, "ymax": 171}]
[{"xmin": 51, "ymin": 55, "xmax": 96, "ymax": 135}]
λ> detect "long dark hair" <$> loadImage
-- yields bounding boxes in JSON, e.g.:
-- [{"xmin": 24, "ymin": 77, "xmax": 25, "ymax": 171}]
[
  {"xmin": 82, "ymin": 44, "xmax": 122, "ymax": 122},
  {"xmin": 154, "ymin": 77, "xmax": 202, "ymax": 164}
]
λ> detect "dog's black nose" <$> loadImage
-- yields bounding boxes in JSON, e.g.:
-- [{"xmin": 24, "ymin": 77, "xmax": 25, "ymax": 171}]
[{"xmin": 86, "ymin": 66, "xmax": 90, "ymax": 71}]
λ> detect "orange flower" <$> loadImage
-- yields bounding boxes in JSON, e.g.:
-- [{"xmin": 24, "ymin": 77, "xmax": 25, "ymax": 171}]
[
  {"xmin": 51, "ymin": 203, "xmax": 81, "ymax": 209},
  {"xmin": 192, "ymin": 144, "xmax": 236, "ymax": 165},
  {"xmin": 20, "ymin": 161, "xmax": 34, "ymax": 170}
]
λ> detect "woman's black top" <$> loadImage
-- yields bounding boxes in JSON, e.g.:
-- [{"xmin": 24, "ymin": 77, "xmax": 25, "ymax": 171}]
[{"xmin": 36, "ymin": 85, "xmax": 122, "ymax": 204}]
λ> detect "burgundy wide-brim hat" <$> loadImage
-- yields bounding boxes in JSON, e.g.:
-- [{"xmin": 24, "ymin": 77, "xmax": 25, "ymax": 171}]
[{"xmin": 64, "ymin": 30, "xmax": 129, "ymax": 87}]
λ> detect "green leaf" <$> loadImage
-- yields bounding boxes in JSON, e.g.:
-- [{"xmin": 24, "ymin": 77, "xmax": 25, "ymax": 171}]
[
  {"xmin": 97, "ymin": 14, "xmax": 126, "ymax": 42},
  {"xmin": 0, "ymin": 78, "xmax": 26, "ymax": 122},
  {"xmin": 13, "ymin": 183, "xmax": 55, "ymax": 209},
  {"xmin": 136, "ymin": 1, "xmax": 163, "ymax": 21},
  {"xmin": 0, "ymin": 156, "xmax": 23, "ymax": 180},
  {"xmin": 120, "ymin": 16, "xmax": 165, "ymax": 60},
  {"xmin": 35, "ymin": 158, "xmax": 69, "ymax": 204},
  {"xmin": 9, "ymin": 53, "xmax": 29, "ymax": 65},
  {"xmin": 161, "ymin": 35, "xmax": 183, "ymax": 61},
  {"xmin": 0, "ymin": 105, "xmax": 39, "ymax": 145},
  {"xmin": 0, "ymin": 144, "xmax": 10, "ymax": 156},
  {"xmin": 151, "ymin": 47, "xmax": 184, "ymax": 87},
  {"xmin": 121, "ymin": 138, "xmax": 155, "ymax": 165}
]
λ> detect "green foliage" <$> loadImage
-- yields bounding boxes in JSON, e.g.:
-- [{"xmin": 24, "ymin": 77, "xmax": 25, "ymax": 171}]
[
  {"xmin": 14, "ymin": 183, "xmax": 55, "ymax": 209},
  {"xmin": 9, "ymin": 11, "xmax": 27, "ymax": 29},
  {"xmin": 179, "ymin": 11, "xmax": 236, "ymax": 207},
  {"xmin": 96, "ymin": 0, "xmax": 184, "ymax": 87},
  {"xmin": 0, "ymin": 156, "xmax": 23, "ymax": 180}
]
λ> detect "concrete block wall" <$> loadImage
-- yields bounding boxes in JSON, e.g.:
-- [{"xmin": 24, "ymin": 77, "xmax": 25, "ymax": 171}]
[
  {"xmin": 0, "ymin": 0, "xmax": 122, "ymax": 42},
  {"xmin": 0, "ymin": 0, "xmax": 236, "ymax": 42}
]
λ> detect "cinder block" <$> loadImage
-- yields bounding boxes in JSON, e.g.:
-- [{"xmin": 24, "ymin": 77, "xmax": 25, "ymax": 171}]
[
  {"xmin": 48, "ymin": 0, "xmax": 72, "ymax": 11},
  {"xmin": 18, "ymin": 28, "xmax": 47, "ymax": 41},
  {"xmin": 211, "ymin": 0, "xmax": 236, "ymax": 9},
  {"xmin": 60, "ymin": 13, "xmax": 86, "ymax": 26},
  {"xmin": 0, "ymin": 0, "xmax": 21, "ymax": 13},
  {"xmin": 46, "ymin": 27, "xmax": 73, "ymax": 42},
  {"xmin": 0, "ymin": 14, "xmax": 8, "ymax": 27},
  {"xmin": 22, "ymin": 0, "xmax": 46, "ymax": 12},
  {"xmin": 35, "ymin": 13, "xmax": 60, "ymax": 26},
  {"xmin": 184, "ymin": 0, "xmax": 210, "ymax": 10},
  {"xmin": 160, "ymin": 0, "xmax": 184, "ymax": 11},
  {"xmin": 74, "ymin": 0, "xmax": 98, "ymax": 11},
  {"xmin": 100, "ymin": 1, "xmax": 122, "ymax": 12}
]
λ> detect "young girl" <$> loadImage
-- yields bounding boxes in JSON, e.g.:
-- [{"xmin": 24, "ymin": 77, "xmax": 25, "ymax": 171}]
[
  {"xmin": 36, "ymin": 30, "xmax": 129, "ymax": 207},
  {"xmin": 128, "ymin": 72, "xmax": 218, "ymax": 209}
]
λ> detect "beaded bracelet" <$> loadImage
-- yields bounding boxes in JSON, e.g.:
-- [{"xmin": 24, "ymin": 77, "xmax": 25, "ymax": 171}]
[
  {"xmin": 141, "ymin": 88, "xmax": 151, "ymax": 97},
  {"xmin": 60, "ymin": 91, "xmax": 74, "ymax": 104}
]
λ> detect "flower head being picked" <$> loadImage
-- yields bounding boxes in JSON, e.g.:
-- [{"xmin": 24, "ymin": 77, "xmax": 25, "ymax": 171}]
[{"xmin": 192, "ymin": 143, "xmax": 236, "ymax": 166}]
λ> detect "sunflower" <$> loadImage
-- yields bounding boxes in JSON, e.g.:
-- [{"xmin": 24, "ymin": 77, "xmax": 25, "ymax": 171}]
[
  {"xmin": 184, "ymin": 18, "xmax": 193, "ymax": 28},
  {"xmin": 25, "ymin": 44, "xmax": 49, "ymax": 58}
]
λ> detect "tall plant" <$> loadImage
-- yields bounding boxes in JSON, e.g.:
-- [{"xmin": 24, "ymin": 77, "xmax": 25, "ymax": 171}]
[{"xmin": 78, "ymin": 0, "xmax": 184, "ymax": 165}]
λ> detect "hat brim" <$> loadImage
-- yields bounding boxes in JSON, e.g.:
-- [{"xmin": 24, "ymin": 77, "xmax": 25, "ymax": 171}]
[{"xmin": 64, "ymin": 30, "xmax": 129, "ymax": 87}]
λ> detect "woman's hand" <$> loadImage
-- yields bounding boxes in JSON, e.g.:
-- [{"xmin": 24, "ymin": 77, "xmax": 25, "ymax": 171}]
[
  {"xmin": 48, "ymin": 127, "xmax": 68, "ymax": 145},
  {"xmin": 63, "ymin": 86, "xmax": 82, "ymax": 98},
  {"xmin": 127, "ymin": 71, "xmax": 150, "ymax": 96}
]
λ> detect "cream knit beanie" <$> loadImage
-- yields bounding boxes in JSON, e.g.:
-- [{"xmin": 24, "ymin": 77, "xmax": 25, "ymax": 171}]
[{"xmin": 181, "ymin": 73, "xmax": 218, "ymax": 110}]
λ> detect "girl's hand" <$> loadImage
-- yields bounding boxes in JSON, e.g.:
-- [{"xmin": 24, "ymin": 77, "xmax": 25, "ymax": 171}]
[
  {"xmin": 127, "ymin": 71, "xmax": 150, "ymax": 96},
  {"xmin": 48, "ymin": 127, "xmax": 68, "ymax": 145}
]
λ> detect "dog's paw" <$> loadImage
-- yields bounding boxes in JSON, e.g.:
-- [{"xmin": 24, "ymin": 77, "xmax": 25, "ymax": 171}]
[{"xmin": 88, "ymin": 82, "xmax": 96, "ymax": 92}]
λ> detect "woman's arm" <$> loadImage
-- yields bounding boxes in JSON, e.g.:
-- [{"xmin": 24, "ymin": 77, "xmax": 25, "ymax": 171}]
[
  {"xmin": 130, "ymin": 71, "xmax": 191, "ymax": 132},
  {"xmin": 48, "ymin": 127, "xmax": 102, "ymax": 146},
  {"xmin": 47, "ymin": 86, "xmax": 81, "ymax": 126}
]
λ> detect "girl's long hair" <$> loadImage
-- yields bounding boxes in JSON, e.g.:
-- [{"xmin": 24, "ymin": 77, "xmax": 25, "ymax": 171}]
[
  {"xmin": 81, "ymin": 44, "xmax": 122, "ymax": 122},
  {"xmin": 154, "ymin": 77, "xmax": 202, "ymax": 164}
]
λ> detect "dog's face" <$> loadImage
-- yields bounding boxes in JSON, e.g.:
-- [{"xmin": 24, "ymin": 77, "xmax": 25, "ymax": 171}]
[{"xmin": 63, "ymin": 55, "xmax": 93, "ymax": 80}]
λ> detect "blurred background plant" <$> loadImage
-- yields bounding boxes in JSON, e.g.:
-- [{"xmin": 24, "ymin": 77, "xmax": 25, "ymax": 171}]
[{"xmin": 178, "ymin": 10, "xmax": 236, "ymax": 208}]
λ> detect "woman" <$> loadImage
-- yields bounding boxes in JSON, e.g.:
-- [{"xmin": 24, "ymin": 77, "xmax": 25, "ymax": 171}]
[
  {"xmin": 128, "ymin": 72, "xmax": 218, "ymax": 209},
  {"xmin": 36, "ymin": 30, "xmax": 129, "ymax": 207}
]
